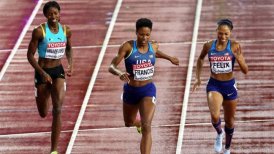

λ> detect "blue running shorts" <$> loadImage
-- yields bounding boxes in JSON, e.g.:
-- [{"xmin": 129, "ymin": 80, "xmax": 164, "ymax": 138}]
[
  {"xmin": 206, "ymin": 77, "xmax": 237, "ymax": 100},
  {"xmin": 122, "ymin": 82, "xmax": 156, "ymax": 105}
]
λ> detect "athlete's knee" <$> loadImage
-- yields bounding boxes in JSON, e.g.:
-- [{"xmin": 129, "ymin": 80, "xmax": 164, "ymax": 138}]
[
  {"xmin": 52, "ymin": 106, "xmax": 62, "ymax": 116},
  {"xmin": 224, "ymin": 119, "xmax": 235, "ymax": 128},
  {"xmin": 211, "ymin": 114, "xmax": 220, "ymax": 123},
  {"xmin": 141, "ymin": 122, "xmax": 152, "ymax": 134}
]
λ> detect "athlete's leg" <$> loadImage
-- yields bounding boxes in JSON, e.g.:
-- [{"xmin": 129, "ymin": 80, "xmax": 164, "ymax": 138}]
[
  {"xmin": 123, "ymin": 103, "xmax": 140, "ymax": 128},
  {"xmin": 139, "ymin": 96, "xmax": 156, "ymax": 154},
  {"xmin": 35, "ymin": 83, "xmax": 51, "ymax": 118},
  {"xmin": 207, "ymin": 91, "xmax": 224, "ymax": 153},
  {"xmin": 50, "ymin": 78, "xmax": 65, "ymax": 152},
  {"xmin": 223, "ymin": 99, "xmax": 237, "ymax": 150},
  {"xmin": 207, "ymin": 91, "xmax": 223, "ymax": 133}
]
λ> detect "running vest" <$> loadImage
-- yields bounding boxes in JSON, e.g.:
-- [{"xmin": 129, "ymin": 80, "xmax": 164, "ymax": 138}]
[
  {"xmin": 125, "ymin": 40, "xmax": 156, "ymax": 81},
  {"xmin": 208, "ymin": 40, "xmax": 235, "ymax": 74},
  {"xmin": 38, "ymin": 22, "xmax": 67, "ymax": 59}
]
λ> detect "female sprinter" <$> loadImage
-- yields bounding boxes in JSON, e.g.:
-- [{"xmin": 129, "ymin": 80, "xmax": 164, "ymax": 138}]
[
  {"xmin": 27, "ymin": 1, "xmax": 73, "ymax": 154},
  {"xmin": 192, "ymin": 19, "xmax": 248, "ymax": 154},
  {"xmin": 109, "ymin": 18, "xmax": 179, "ymax": 154}
]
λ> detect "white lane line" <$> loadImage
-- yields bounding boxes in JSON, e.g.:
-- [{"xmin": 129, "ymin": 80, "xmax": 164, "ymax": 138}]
[
  {"xmin": 1, "ymin": 118, "xmax": 273, "ymax": 138},
  {"xmin": 2, "ymin": 38, "xmax": 274, "ymax": 52},
  {"xmin": 0, "ymin": 0, "xmax": 43, "ymax": 81},
  {"xmin": 65, "ymin": 0, "xmax": 123, "ymax": 153},
  {"xmin": 176, "ymin": 0, "xmax": 203, "ymax": 154}
]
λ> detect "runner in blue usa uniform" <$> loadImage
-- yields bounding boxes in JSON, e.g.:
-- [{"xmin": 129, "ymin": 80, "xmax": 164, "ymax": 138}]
[
  {"xmin": 27, "ymin": 1, "xmax": 73, "ymax": 154},
  {"xmin": 193, "ymin": 19, "xmax": 248, "ymax": 154},
  {"xmin": 109, "ymin": 18, "xmax": 179, "ymax": 154}
]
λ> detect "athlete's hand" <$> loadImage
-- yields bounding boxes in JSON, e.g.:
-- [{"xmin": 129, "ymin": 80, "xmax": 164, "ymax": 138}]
[
  {"xmin": 170, "ymin": 57, "xmax": 179, "ymax": 65},
  {"xmin": 66, "ymin": 65, "xmax": 73, "ymax": 77},
  {"xmin": 42, "ymin": 72, "xmax": 52, "ymax": 84},
  {"xmin": 233, "ymin": 44, "xmax": 242, "ymax": 59},
  {"xmin": 192, "ymin": 79, "xmax": 201, "ymax": 92},
  {"xmin": 119, "ymin": 72, "xmax": 130, "ymax": 83}
]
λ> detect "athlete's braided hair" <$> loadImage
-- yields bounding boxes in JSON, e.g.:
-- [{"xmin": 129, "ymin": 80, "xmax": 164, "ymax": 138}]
[
  {"xmin": 217, "ymin": 19, "xmax": 233, "ymax": 30},
  {"xmin": 43, "ymin": 1, "xmax": 61, "ymax": 17},
  {"xmin": 136, "ymin": 18, "xmax": 153, "ymax": 32}
]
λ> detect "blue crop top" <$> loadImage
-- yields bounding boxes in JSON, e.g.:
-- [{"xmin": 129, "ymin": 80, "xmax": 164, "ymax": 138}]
[
  {"xmin": 208, "ymin": 40, "xmax": 235, "ymax": 74},
  {"xmin": 38, "ymin": 22, "xmax": 67, "ymax": 59},
  {"xmin": 124, "ymin": 40, "xmax": 156, "ymax": 81}
]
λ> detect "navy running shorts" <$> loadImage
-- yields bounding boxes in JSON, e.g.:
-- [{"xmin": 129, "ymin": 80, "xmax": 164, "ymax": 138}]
[
  {"xmin": 206, "ymin": 77, "xmax": 237, "ymax": 100},
  {"xmin": 122, "ymin": 82, "xmax": 156, "ymax": 105},
  {"xmin": 35, "ymin": 65, "xmax": 65, "ymax": 85}
]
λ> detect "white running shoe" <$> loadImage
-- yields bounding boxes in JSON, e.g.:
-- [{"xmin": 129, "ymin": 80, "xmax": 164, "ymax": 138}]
[
  {"xmin": 224, "ymin": 148, "xmax": 230, "ymax": 154},
  {"xmin": 214, "ymin": 130, "xmax": 224, "ymax": 153}
]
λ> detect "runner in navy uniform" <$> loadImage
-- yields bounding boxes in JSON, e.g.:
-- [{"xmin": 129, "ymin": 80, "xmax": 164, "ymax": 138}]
[
  {"xmin": 192, "ymin": 19, "xmax": 248, "ymax": 154},
  {"xmin": 109, "ymin": 18, "xmax": 179, "ymax": 154},
  {"xmin": 27, "ymin": 1, "xmax": 73, "ymax": 154}
]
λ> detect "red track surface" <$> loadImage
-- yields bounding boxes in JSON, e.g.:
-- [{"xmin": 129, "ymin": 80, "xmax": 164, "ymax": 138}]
[
  {"xmin": 0, "ymin": 0, "xmax": 36, "ymax": 70},
  {"xmin": 0, "ymin": 0, "xmax": 274, "ymax": 154},
  {"xmin": 183, "ymin": 0, "xmax": 274, "ymax": 154},
  {"xmin": 0, "ymin": 0, "xmax": 117, "ymax": 153},
  {"xmin": 70, "ymin": 0, "xmax": 195, "ymax": 153}
]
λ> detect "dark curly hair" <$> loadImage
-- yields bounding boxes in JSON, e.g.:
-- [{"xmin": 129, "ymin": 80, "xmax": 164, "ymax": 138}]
[
  {"xmin": 43, "ymin": 1, "xmax": 61, "ymax": 17},
  {"xmin": 136, "ymin": 18, "xmax": 153, "ymax": 32},
  {"xmin": 217, "ymin": 19, "xmax": 233, "ymax": 30}
]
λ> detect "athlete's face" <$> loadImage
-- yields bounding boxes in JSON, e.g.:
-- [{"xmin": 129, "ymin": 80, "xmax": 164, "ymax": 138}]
[
  {"xmin": 216, "ymin": 25, "xmax": 231, "ymax": 43},
  {"xmin": 136, "ymin": 27, "xmax": 151, "ymax": 46},
  {"xmin": 46, "ymin": 7, "xmax": 60, "ymax": 24}
]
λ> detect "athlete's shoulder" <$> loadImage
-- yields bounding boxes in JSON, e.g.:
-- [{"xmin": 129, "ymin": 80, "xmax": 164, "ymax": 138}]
[
  {"xmin": 32, "ymin": 23, "xmax": 46, "ymax": 39},
  {"xmin": 203, "ymin": 40, "xmax": 214, "ymax": 50},
  {"xmin": 150, "ymin": 40, "xmax": 158, "ymax": 45},
  {"xmin": 149, "ymin": 40, "xmax": 158, "ymax": 51},
  {"xmin": 122, "ymin": 40, "xmax": 133, "ymax": 47},
  {"xmin": 230, "ymin": 39, "xmax": 241, "ymax": 52},
  {"xmin": 62, "ymin": 24, "xmax": 71, "ymax": 37},
  {"xmin": 33, "ymin": 23, "xmax": 45, "ymax": 32},
  {"xmin": 230, "ymin": 39, "xmax": 240, "ymax": 46},
  {"xmin": 119, "ymin": 40, "xmax": 133, "ymax": 52}
]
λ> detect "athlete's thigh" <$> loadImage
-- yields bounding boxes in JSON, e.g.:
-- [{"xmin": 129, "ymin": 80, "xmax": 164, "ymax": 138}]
[
  {"xmin": 123, "ymin": 103, "xmax": 139, "ymax": 123},
  {"xmin": 36, "ymin": 83, "xmax": 51, "ymax": 105},
  {"xmin": 207, "ymin": 91, "xmax": 223, "ymax": 116},
  {"xmin": 51, "ymin": 78, "xmax": 65, "ymax": 106},
  {"xmin": 139, "ymin": 97, "xmax": 156, "ymax": 124}
]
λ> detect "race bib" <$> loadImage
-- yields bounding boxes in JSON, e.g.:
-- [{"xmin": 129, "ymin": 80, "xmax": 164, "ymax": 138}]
[
  {"xmin": 210, "ymin": 56, "xmax": 233, "ymax": 74},
  {"xmin": 45, "ymin": 42, "xmax": 66, "ymax": 59},
  {"xmin": 133, "ymin": 62, "xmax": 154, "ymax": 81}
]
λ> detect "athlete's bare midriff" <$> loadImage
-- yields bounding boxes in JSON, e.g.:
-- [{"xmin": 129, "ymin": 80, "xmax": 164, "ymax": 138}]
[
  {"xmin": 128, "ymin": 76, "xmax": 153, "ymax": 87},
  {"xmin": 38, "ymin": 57, "xmax": 62, "ymax": 68},
  {"xmin": 210, "ymin": 72, "xmax": 234, "ymax": 81}
]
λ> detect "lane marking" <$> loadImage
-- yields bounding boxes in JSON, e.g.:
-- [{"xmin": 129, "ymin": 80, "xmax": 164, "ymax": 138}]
[
  {"xmin": 65, "ymin": 0, "xmax": 123, "ymax": 153},
  {"xmin": 1, "ymin": 118, "xmax": 274, "ymax": 138},
  {"xmin": 176, "ymin": 0, "xmax": 203, "ymax": 154},
  {"xmin": 1, "ymin": 38, "xmax": 274, "ymax": 52},
  {"xmin": 0, "ymin": 0, "xmax": 44, "ymax": 80}
]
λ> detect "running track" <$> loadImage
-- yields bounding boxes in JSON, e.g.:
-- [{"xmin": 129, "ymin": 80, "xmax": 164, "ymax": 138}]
[{"xmin": 0, "ymin": 0, "xmax": 273, "ymax": 154}]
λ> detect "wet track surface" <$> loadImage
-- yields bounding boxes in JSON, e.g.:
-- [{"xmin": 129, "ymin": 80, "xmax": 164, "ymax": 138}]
[{"xmin": 0, "ymin": 0, "xmax": 274, "ymax": 154}]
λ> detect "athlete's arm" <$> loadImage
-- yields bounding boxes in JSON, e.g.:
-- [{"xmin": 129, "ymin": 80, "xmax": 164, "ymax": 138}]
[
  {"xmin": 27, "ymin": 26, "xmax": 52, "ymax": 84},
  {"xmin": 232, "ymin": 42, "xmax": 248, "ymax": 74},
  {"xmin": 192, "ymin": 41, "xmax": 210, "ymax": 92},
  {"xmin": 109, "ymin": 41, "xmax": 131, "ymax": 82},
  {"xmin": 153, "ymin": 41, "xmax": 179, "ymax": 65},
  {"xmin": 65, "ymin": 25, "xmax": 73, "ymax": 77}
]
